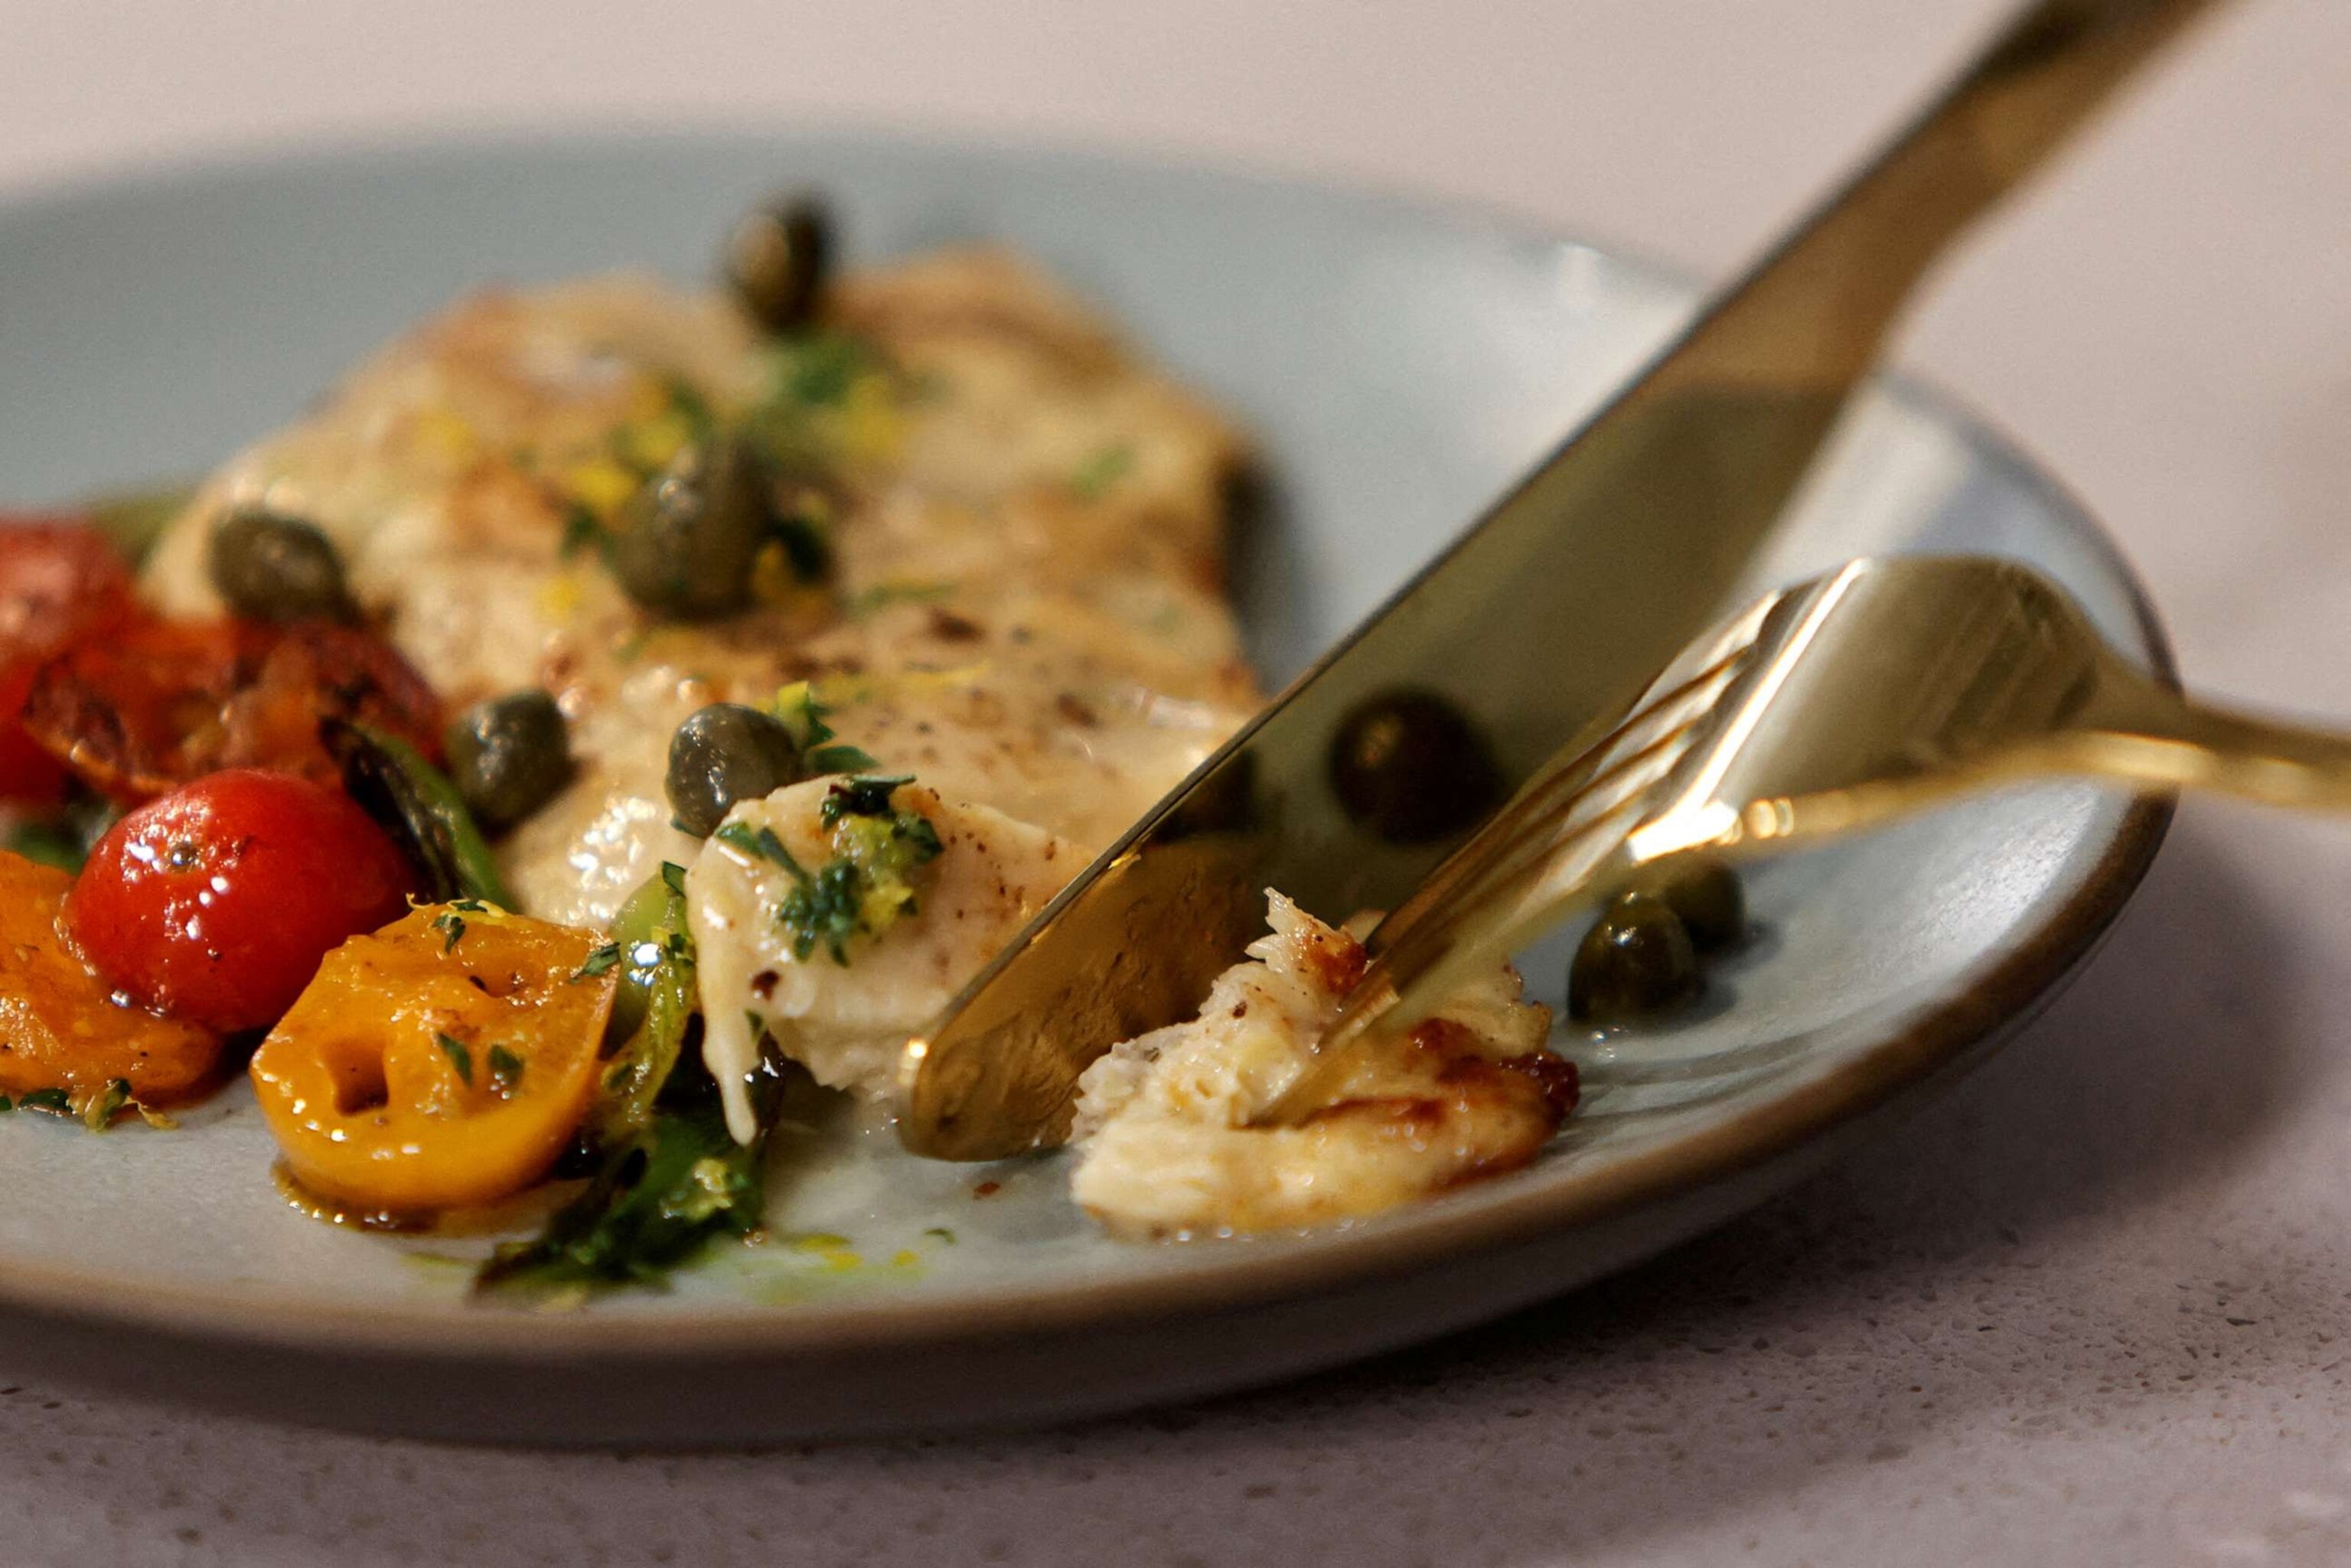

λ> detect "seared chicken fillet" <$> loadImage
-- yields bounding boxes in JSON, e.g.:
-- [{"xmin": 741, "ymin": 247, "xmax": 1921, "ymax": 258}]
[{"xmin": 1070, "ymin": 895, "xmax": 1577, "ymax": 1237}]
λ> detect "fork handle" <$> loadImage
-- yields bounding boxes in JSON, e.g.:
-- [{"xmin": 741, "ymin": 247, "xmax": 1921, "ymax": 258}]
[{"xmin": 2075, "ymin": 689, "xmax": 2351, "ymax": 810}]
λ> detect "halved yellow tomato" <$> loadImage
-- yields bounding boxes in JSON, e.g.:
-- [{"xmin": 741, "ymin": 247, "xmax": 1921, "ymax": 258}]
[
  {"xmin": 0, "ymin": 850, "xmax": 224, "ymax": 1103},
  {"xmin": 248, "ymin": 904, "xmax": 616, "ymax": 1212}
]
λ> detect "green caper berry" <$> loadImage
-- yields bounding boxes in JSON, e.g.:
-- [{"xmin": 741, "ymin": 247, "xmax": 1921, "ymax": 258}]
[
  {"xmin": 1630, "ymin": 856, "xmax": 1746, "ymax": 954},
  {"xmin": 665, "ymin": 703, "xmax": 805, "ymax": 839},
  {"xmin": 207, "ymin": 508, "xmax": 359, "ymax": 624},
  {"xmin": 725, "ymin": 194, "xmax": 833, "ymax": 334},
  {"xmin": 608, "ymin": 435, "xmax": 775, "ymax": 621},
  {"xmin": 1327, "ymin": 688, "xmax": 1503, "ymax": 843},
  {"xmin": 446, "ymin": 690, "xmax": 574, "ymax": 833},
  {"xmin": 1568, "ymin": 892, "xmax": 1701, "ymax": 1024}
]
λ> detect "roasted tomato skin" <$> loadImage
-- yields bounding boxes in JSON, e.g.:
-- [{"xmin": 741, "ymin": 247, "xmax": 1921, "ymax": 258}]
[
  {"xmin": 0, "ymin": 521, "xmax": 139, "ymax": 804},
  {"xmin": 21, "ymin": 617, "xmax": 443, "ymax": 805},
  {"xmin": 0, "ymin": 849, "xmax": 224, "ymax": 1103},
  {"xmin": 249, "ymin": 905, "xmax": 616, "ymax": 1212},
  {"xmin": 62, "ymin": 769, "xmax": 414, "ymax": 1032}
]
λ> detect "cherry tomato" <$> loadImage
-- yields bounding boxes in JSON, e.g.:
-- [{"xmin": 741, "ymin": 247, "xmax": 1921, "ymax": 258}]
[
  {"xmin": 0, "ymin": 850, "xmax": 223, "ymax": 1103},
  {"xmin": 249, "ymin": 905, "xmax": 615, "ymax": 1211},
  {"xmin": 0, "ymin": 520, "xmax": 139, "ymax": 804},
  {"xmin": 21, "ymin": 617, "xmax": 442, "ymax": 804},
  {"xmin": 62, "ymin": 769, "xmax": 415, "ymax": 1032}
]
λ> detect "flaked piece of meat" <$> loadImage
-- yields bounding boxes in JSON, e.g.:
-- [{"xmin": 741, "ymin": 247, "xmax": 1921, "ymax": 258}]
[
  {"xmin": 687, "ymin": 775, "xmax": 1071, "ymax": 1141},
  {"xmin": 1070, "ymin": 892, "xmax": 1576, "ymax": 1238}
]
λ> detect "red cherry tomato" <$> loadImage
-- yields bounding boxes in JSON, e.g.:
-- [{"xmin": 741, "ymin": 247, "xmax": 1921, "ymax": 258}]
[
  {"xmin": 21, "ymin": 617, "xmax": 443, "ymax": 804},
  {"xmin": 62, "ymin": 769, "xmax": 416, "ymax": 1032},
  {"xmin": 0, "ymin": 520, "xmax": 138, "ymax": 804}
]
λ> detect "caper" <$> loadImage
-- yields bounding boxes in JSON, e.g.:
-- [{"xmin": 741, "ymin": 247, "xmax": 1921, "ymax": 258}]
[
  {"xmin": 608, "ymin": 435, "xmax": 775, "ymax": 621},
  {"xmin": 1629, "ymin": 856, "xmax": 1746, "ymax": 954},
  {"xmin": 1569, "ymin": 891, "xmax": 1701, "ymax": 1024},
  {"xmin": 665, "ymin": 703, "xmax": 805, "ymax": 838},
  {"xmin": 446, "ymin": 690, "xmax": 574, "ymax": 833},
  {"xmin": 207, "ymin": 507, "xmax": 359, "ymax": 624},
  {"xmin": 1327, "ymin": 688, "xmax": 1503, "ymax": 843},
  {"xmin": 724, "ymin": 194, "xmax": 833, "ymax": 334}
]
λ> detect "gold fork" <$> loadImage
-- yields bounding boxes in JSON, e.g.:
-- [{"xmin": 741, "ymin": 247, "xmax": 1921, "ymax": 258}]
[{"xmin": 1257, "ymin": 554, "xmax": 2351, "ymax": 1123}]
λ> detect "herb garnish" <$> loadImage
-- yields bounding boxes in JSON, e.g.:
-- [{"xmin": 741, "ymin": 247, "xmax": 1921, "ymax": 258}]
[
  {"xmin": 436, "ymin": 1032, "xmax": 474, "ymax": 1087},
  {"xmin": 3, "ymin": 1081, "xmax": 170, "ymax": 1131},
  {"xmin": 487, "ymin": 1045, "xmax": 526, "ymax": 1093},
  {"xmin": 429, "ymin": 897, "xmax": 487, "ymax": 954},
  {"xmin": 660, "ymin": 861, "xmax": 689, "ymax": 898},
  {"xmin": 771, "ymin": 332, "xmax": 876, "ymax": 408},
  {"xmin": 820, "ymin": 774, "xmax": 915, "ymax": 826},
  {"xmin": 764, "ymin": 777, "xmax": 944, "ymax": 965},
  {"xmin": 1070, "ymin": 442, "xmax": 1133, "ymax": 500},
  {"xmin": 716, "ymin": 821, "xmax": 807, "ymax": 876},
  {"xmin": 771, "ymin": 681, "xmax": 882, "ymax": 774},
  {"xmin": 570, "ymin": 942, "xmax": 621, "ymax": 983}
]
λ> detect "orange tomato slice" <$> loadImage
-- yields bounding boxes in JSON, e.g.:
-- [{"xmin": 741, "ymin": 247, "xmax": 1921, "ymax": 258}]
[
  {"xmin": 248, "ymin": 905, "xmax": 616, "ymax": 1213},
  {"xmin": 0, "ymin": 850, "xmax": 224, "ymax": 1103}
]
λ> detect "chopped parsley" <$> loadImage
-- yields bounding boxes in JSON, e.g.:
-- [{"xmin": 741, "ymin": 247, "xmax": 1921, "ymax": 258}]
[
  {"xmin": 487, "ymin": 1045, "xmax": 526, "ymax": 1093},
  {"xmin": 436, "ymin": 1032, "xmax": 474, "ymax": 1087},
  {"xmin": 0, "ymin": 1083, "xmax": 161, "ymax": 1131},
  {"xmin": 776, "ymin": 861, "xmax": 868, "ymax": 966},
  {"xmin": 770, "ymin": 681, "xmax": 881, "ymax": 774},
  {"xmin": 716, "ymin": 821, "xmax": 807, "ymax": 876},
  {"xmin": 923, "ymin": 1226, "xmax": 957, "ymax": 1245},
  {"xmin": 660, "ymin": 861, "xmax": 689, "ymax": 898},
  {"xmin": 429, "ymin": 899, "xmax": 485, "ymax": 954},
  {"xmin": 768, "ymin": 777, "xmax": 944, "ymax": 965},
  {"xmin": 1070, "ymin": 442, "xmax": 1134, "ymax": 500},
  {"xmin": 570, "ymin": 942, "xmax": 622, "ymax": 983},
  {"xmin": 820, "ymin": 774, "xmax": 915, "ymax": 826},
  {"xmin": 772, "ymin": 332, "xmax": 877, "ymax": 408}
]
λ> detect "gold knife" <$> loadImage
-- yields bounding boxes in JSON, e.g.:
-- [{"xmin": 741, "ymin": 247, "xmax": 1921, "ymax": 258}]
[{"xmin": 897, "ymin": 0, "xmax": 2223, "ymax": 1160}]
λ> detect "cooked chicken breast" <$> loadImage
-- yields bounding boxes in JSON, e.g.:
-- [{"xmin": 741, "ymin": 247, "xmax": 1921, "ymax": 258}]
[
  {"xmin": 1069, "ymin": 894, "xmax": 1577, "ymax": 1237},
  {"xmin": 687, "ymin": 777, "xmax": 1071, "ymax": 1141},
  {"xmin": 139, "ymin": 246, "xmax": 1260, "ymax": 1143}
]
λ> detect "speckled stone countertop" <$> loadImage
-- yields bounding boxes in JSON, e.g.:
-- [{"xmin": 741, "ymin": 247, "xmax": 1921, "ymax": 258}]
[{"xmin": 2, "ymin": 0, "xmax": 2347, "ymax": 1561}]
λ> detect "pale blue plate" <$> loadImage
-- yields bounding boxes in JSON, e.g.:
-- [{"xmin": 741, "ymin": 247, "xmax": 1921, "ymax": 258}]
[{"xmin": 0, "ymin": 132, "xmax": 2169, "ymax": 1443}]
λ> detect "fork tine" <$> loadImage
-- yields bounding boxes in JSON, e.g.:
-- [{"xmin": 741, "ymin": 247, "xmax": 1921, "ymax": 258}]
[
  {"xmin": 1380, "ymin": 709, "xmax": 1709, "ymax": 970},
  {"xmin": 1368, "ymin": 620, "xmax": 1769, "ymax": 958},
  {"xmin": 1261, "ymin": 786, "xmax": 1656, "ymax": 1126},
  {"xmin": 1252, "ymin": 588, "xmax": 1810, "ymax": 1129}
]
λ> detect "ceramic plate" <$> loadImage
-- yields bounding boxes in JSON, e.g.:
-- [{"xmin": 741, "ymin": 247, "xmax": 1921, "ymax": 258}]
[{"xmin": 0, "ymin": 132, "xmax": 2170, "ymax": 1444}]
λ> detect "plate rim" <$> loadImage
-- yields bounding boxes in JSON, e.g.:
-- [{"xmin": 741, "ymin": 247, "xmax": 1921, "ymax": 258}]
[{"xmin": 0, "ymin": 127, "xmax": 2177, "ymax": 1361}]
